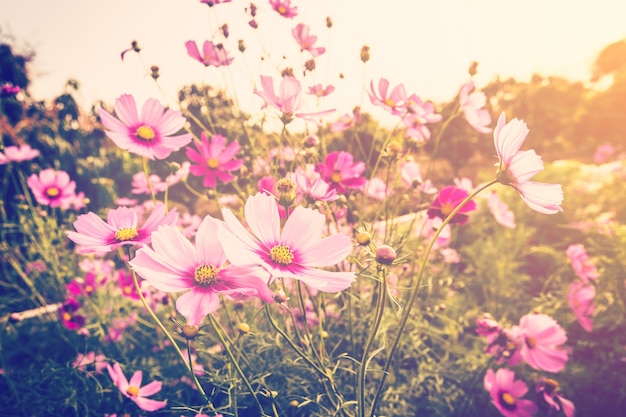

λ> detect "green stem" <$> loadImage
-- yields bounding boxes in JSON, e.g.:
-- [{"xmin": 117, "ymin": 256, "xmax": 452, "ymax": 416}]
[
  {"xmin": 208, "ymin": 314, "xmax": 268, "ymax": 416},
  {"xmin": 368, "ymin": 179, "xmax": 497, "ymax": 417},
  {"xmin": 358, "ymin": 267, "xmax": 387, "ymax": 417}
]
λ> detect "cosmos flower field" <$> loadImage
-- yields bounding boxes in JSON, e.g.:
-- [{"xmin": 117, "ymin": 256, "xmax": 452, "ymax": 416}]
[{"xmin": 1, "ymin": 1, "xmax": 626, "ymax": 416}]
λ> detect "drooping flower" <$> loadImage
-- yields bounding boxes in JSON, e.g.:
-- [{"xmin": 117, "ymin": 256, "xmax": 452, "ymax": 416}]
[
  {"xmin": 476, "ymin": 313, "xmax": 502, "ymax": 345},
  {"xmin": 566, "ymin": 244, "xmax": 599, "ymax": 283},
  {"xmin": 487, "ymin": 191, "xmax": 516, "ymax": 229},
  {"xmin": 400, "ymin": 161, "xmax": 436, "ymax": 194},
  {"xmin": 459, "ymin": 80, "xmax": 492, "ymax": 133},
  {"xmin": 186, "ymin": 133, "xmax": 243, "ymax": 188},
  {"xmin": 536, "ymin": 378, "xmax": 575, "ymax": 417},
  {"xmin": 316, "ymin": 151, "xmax": 366, "ymax": 193},
  {"xmin": 401, "ymin": 93, "xmax": 442, "ymax": 142},
  {"xmin": 59, "ymin": 298, "xmax": 86, "ymax": 331},
  {"xmin": 368, "ymin": 78, "xmax": 406, "ymax": 115},
  {"xmin": 66, "ymin": 272, "xmax": 99, "ymax": 297},
  {"xmin": 270, "ymin": 0, "xmax": 297, "ymax": 18},
  {"xmin": 98, "ymin": 94, "xmax": 192, "ymax": 160},
  {"xmin": 185, "ymin": 40, "xmax": 233, "ymax": 67},
  {"xmin": 26, "ymin": 169, "xmax": 77, "ymax": 209},
  {"xmin": 130, "ymin": 215, "xmax": 274, "ymax": 326},
  {"xmin": 494, "ymin": 112, "xmax": 564, "ymax": 214},
  {"xmin": 254, "ymin": 75, "xmax": 334, "ymax": 124},
  {"xmin": 72, "ymin": 352, "xmax": 107, "ymax": 374},
  {"xmin": 331, "ymin": 107, "xmax": 361, "ymax": 132},
  {"xmin": 426, "ymin": 186, "xmax": 477, "ymax": 225},
  {"xmin": 517, "ymin": 313, "xmax": 568, "ymax": 373},
  {"xmin": 484, "ymin": 368, "xmax": 538, "ymax": 417},
  {"xmin": 292, "ymin": 23, "xmax": 325, "ymax": 57},
  {"xmin": 293, "ymin": 166, "xmax": 338, "ymax": 203},
  {"xmin": 567, "ymin": 280, "xmax": 595, "ymax": 332},
  {"xmin": 130, "ymin": 171, "xmax": 167, "ymax": 195},
  {"xmin": 218, "ymin": 193, "xmax": 355, "ymax": 292},
  {"xmin": 66, "ymin": 203, "xmax": 178, "ymax": 254},
  {"xmin": 2, "ymin": 144, "xmax": 40, "ymax": 163},
  {"xmin": 107, "ymin": 363, "xmax": 167, "ymax": 412}
]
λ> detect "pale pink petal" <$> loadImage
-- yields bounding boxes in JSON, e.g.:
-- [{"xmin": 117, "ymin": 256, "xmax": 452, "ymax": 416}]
[
  {"xmin": 114, "ymin": 94, "xmax": 140, "ymax": 127},
  {"xmin": 176, "ymin": 288, "xmax": 220, "ymax": 326},
  {"xmin": 244, "ymin": 193, "xmax": 280, "ymax": 246}
]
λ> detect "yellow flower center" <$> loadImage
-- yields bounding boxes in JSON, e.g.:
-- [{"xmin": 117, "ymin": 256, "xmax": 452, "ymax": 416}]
[
  {"xmin": 62, "ymin": 312, "xmax": 72, "ymax": 321},
  {"xmin": 270, "ymin": 244, "xmax": 294, "ymax": 266},
  {"xmin": 207, "ymin": 158, "xmax": 220, "ymax": 169},
  {"xmin": 278, "ymin": 5, "xmax": 287, "ymax": 14},
  {"xmin": 126, "ymin": 386, "xmax": 140, "ymax": 397},
  {"xmin": 136, "ymin": 125, "xmax": 155, "ymax": 141},
  {"xmin": 525, "ymin": 336, "xmax": 537, "ymax": 348},
  {"xmin": 115, "ymin": 227, "xmax": 138, "ymax": 242},
  {"xmin": 383, "ymin": 98, "xmax": 396, "ymax": 107},
  {"xmin": 123, "ymin": 286, "xmax": 132, "ymax": 295},
  {"xmin": 330, "ymin": 171, "xmax": 342, "ymax": 183},
  {"xmin": 500, "ymin": 392, "xmax": 516, "ymax": 406},
  {"xmin": 440, "ymin": 202, "xmax": 455, "ymax": 217},
  {"xmin": 85, "ymin": 285, "xmax": 94, "ymax": 293},
  {"xmin": 46, "ymin": 187, "xmax": 61, "ymax": 198},
  {"xmin": 194, "ymin": 264, "xmax": 219, "ymax": 287}
]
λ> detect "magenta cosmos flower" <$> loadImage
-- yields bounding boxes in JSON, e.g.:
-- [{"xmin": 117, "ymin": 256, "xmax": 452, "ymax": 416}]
[
  {"xmin": 292, "ymin": 23, "xmax": 325, "ymax": 57},
  {"xmin": 427, "ymin": 186, "xmax": 477, "ymax": 225},
  {"xmin": 567, "ymin": 280, "xmax": 595, "ymax": 332},
  {"xmin": 186, "ymin": 132, "xmax": 243, "ymax": 188},
  {"xmin": 316, "ymin": 151, "xmax": 367, "ymax": 193},
  {"xmin": 484, "ymin": 368, "xmax": 538, "ymax": 417},
  {"xmin": 99, "ymin": 94, "xmax": 192, "ymax": 160},
  {"xmin": 185, "ymin": 40, "xmax": 233, "ymax": 67},
  {"xmin": 308, "ymin": 84, "xmax": 335, "ymax": 98},
  {"xmin": 536, "ymin": 378, "xmax": 575, "ymax": 417},
  {"xmin": 517, "ymin": 313, "xmax": 568, "ymax": 372},
  {"xmin": 107, "ymin": 363, "xmax": 167, "ymax": 412},
  {"xmin": 368, "ymin": 78, "xmax": 406, "ymax": 115},
  {"xmin": 66, "ymin": 203, "xmax": 178, "ymax": 254},
  {"xmin": 566, "ymin": 243, "xmax": 599, "ymax": 283},
  {"xmin": 218, "ymin": 193, "xmax": 355, "ymax": 292},
  {"xmin": 27, "ymin": 168, "xmax": 77, "ymax": 209},
  {"xmin": 130, "ymin": 215, "xmax": 274, "ymax": 326},
  {"xmin": 270, "ymin": 0, "xmax": 297, "ymax": 18},
  {"xmin": 2, "ymin": 144, "xmax": 40, "ymax": 163},
  {"xmin": 494, "ymin": 112, "xmax": 564, "ymax": 214},
  {"xmin": 254, "ymin": 75, "xmax": 334, "ymax": 124},
  {"xmin": 459, "ymin": 80, "xmax": 492, "ymax": 133}
]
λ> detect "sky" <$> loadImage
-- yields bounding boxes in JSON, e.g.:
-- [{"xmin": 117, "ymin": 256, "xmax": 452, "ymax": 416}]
[{"xmin": 2, "ymin": 0, "xmax": 626, "ymax": 127}]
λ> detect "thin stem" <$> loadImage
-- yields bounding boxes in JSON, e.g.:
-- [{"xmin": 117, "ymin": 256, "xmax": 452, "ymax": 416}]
[
  {"xmin": 368, "ymin": 179, "xmax": 497, "ymax": 417},
  {"xmin": 208, "ymin": 314, "xmax": 268, "ymax": 416},
  {"xmin": 358, "ymin": 267, "xmax": 387, "ymax": 417}
]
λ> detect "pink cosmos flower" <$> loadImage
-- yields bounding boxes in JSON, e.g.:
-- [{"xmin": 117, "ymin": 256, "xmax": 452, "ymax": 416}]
[
  {"xmin": 27, "ymin": 169, "xmax": 77, "ymax": 209},
  {"xmin": 72, "ymin": 352, "xmax": 107, "ymax": 374},
  {"xmin": 293, "ymin": 167, "xmax": 338, "ymax": 203},
  {"xmin": 368, "ymin": 78, "xmax": 406, "ymax": 115},
  {"xmin": 517, "ymin": 313, "xmax": 568, "ymax": 372},
  {"xmin": 567, "ymin": 280, "xmax": 595, "ymax": 332},
  {"xmin": 185, "ymin": 40, "xmax": 233, "ymax": 67},
  {"xmin": 292, "ymin": 24, "xmax": 325, "ymax": 57},
  {"xmin": 427, "ymin": 186, "xmax": 477, "ymax": 225},
  {"xmin": 487, "ymin": 191, "xmax": 516, "ymax": 229},
  {"xmin": 402, "ymin": 94, "xmax": 442, "ymax": 142},
  {"xmin": 99, "ymin": 94, "xmax": 192, "ymax": 160},
  {"xmin": 66, "ymin": 203, "xmax": 178, "ymax": 254},
  {"xmin": 270, "ymin": 0, "xmax": 297, "ymax": 18},
  {"xmin": 66, "ymin": 272, "xmax": 99, "ymax": 297},
  {"xmin": 459, "ymin": 80, "xmax": 492, "ymax": 133},
  {"xmin": 2, "ymin": 144, "xmax": 40, "ymax": 162},
  {"xmin": 365, "ymin": 177, "xmax": 388, "ymax": 201},
  {"xmin": 186, "ymin": 132, "xmax": 243, "ymax": 188},
  {"xmin": 218, "ymin": 193, "xmax": 356, "ymax": 292},
  {"xmin": 476, "ymin": 313, "xmax": 502, "ymax": 345},
  {"xmin": 165, "ymin": 161, "xmax": 191, "ymax": 186},
  {"xmin": 130, "ymin": 215, "xmax": 274, "ymax": 326},
  {"xmin": 131, "ymin": 172, "xmax": 167, "ymax": 195},
  {"xmin": 254, "ymin": 75, "xmax": 334, "ymax": 124},
  {"xmin": 107, "ymin": 363, "xmax": 167, "ymax": 412},
  {"xmin": 494, "ymin": 112, "xmax": 564, "ymax": 214},
  {"xmin": 484, "ymin": 368, "xmax": 538, "ymax": 417},
  {"xmin": 106, "ymin": 313, "xmax": 137, "ymax": 343},
  {"xmin": 308, "ymin": 84, "xmax": 335, "ymax": 97},
  {"xmin": 566, "ymin": 244, "xmax": 599, "ymax": 283},
  {"xmin": 331, "ymin": 107, "xmax": 361, "ymax": 132},
  {"xmin": 59, "ymin": 298, "xmax": 86, "ymax": 331},
  {"xmin": 117, "ymin": 269, "xmax": 143, "ymax": 300},
  {"xmin": 316, "ymin": 151, "xmax": 367, "ymax": 193},
  {"xmin": 536, "ymin": 378, "xmax": 575, "ymax": 417}
]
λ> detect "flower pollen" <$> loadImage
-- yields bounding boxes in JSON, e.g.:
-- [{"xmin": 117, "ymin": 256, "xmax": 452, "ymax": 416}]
[
  {"xmin": 45, "ymin": 187, "xmax": 61, "ymax": 198},
  {"xmin": 499, "ymin": 392, "xmax": 516, "ymax": 410},
  {"xmin": 194, "ymin": 264, "xmax": 219, "ymax": 287},
  {"xmin": 270, "ymin": 244, "xmax": 294, "ymax": 266},
  {"xmin": 136, "ymin": 125, "xmax": 156, "ymax": 141},
  {"xmin": 330, "ymin": 171, "xmax": 343, "ymax": 183},
  {"xmin": 207, "ymin": 158, "xmax": 220, "ymax": 169},
  {"xmin": 126, "ymin": 385, "xmax": 140, "ymax": 397},
  {"xmin": 115, "ymin": 227, "xmax": 139, "ymax": 242}
]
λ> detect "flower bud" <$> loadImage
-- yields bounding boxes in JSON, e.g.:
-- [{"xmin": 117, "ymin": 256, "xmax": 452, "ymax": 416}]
[
  {"xmin": 355, "ymin": 232, "xmax": 371, "ymax": 246},
  {"xmin": 237, "ymin": 322, "xmax": 251, "ymax": 334},
  {"xmin": 131, "ymin": 40, "xmax": 141, "ymax": 52},
  {"xmin": 238, "ymin": 39, "xmax": 246, "ymax": 53},
  {"xmin": 305, "ymin": 59, "xmax": 316, "ymax": 72},
  {"xmin": 360, "ymin": 45, "xmax": 370, "ymax": 63},
  {"xmin": 150, "ymin": 65, "xmax": 160, "ymax": 80},
  {"xmin": 277, "ymin": 178, "xmax": 297, "ymax": 208},
  {"xmin": 468, "ymin": 61, "xmax": 479, "ymax": 76},
  {"xmin": 248, "ymin": 19, "xmax": 258, "ymax": 29},
  {"xmin": 304, "ymin": 135, "xmax": 319, "ymax": 148},
  {"xmin": 281, "ymin": 67, "xmax": 294, "ymax": 78},
  {"xmin": 375, "ymin": 245, "xmax": 397, "ymax": 265},
  {"xmin": 221, "ymin": 24, "xmax": 229, "ymax": 38},
  {"xmin": 326, "ymin": 16, "xmax": 333, "ymax": 28},
  {"xmin": 274, "ymin": 290, "xmax": 288, "ymax": 303},
  {"xmin": 183, "ymin": 324, "xmax": 199, "ymax": 339}
]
